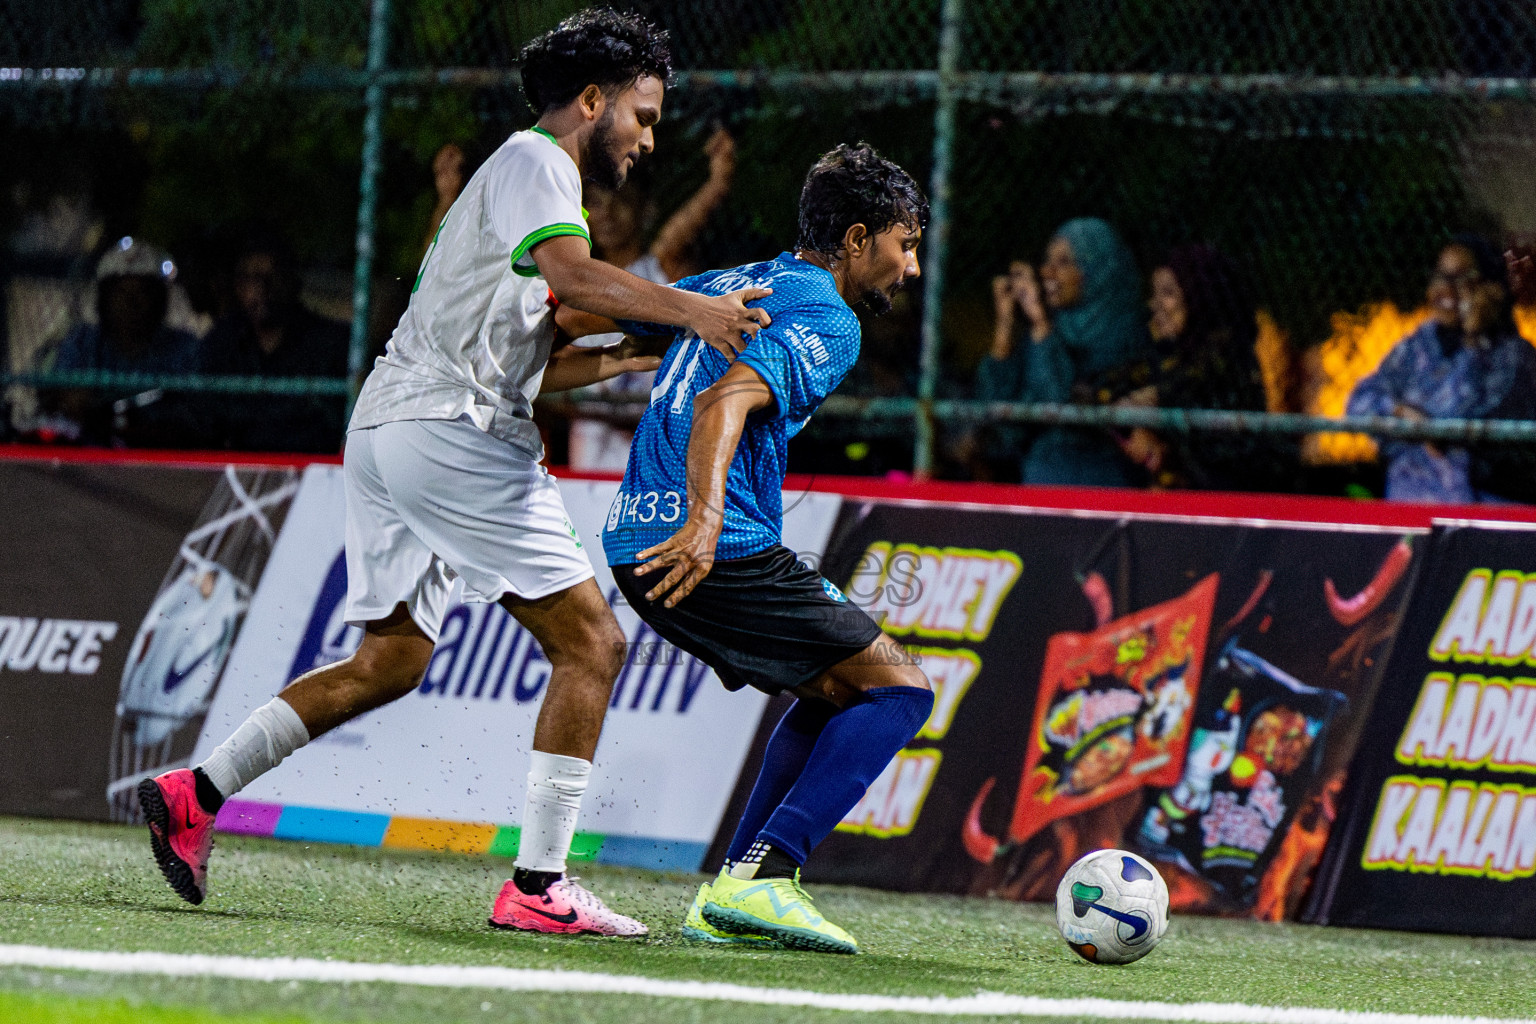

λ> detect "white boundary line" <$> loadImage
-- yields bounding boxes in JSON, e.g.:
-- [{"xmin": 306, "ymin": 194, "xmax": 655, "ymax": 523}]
[{"xmin": 0, "ymin": 944, "xmax": 1530, "ymax": 1024}]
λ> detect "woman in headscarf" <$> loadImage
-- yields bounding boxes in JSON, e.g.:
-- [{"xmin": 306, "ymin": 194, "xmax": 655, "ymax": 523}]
[
  {"xmin": 978, "ymin": 218, "xmax": 1151, "ymax": 486},
  {"xmin": 1348, "ymin": 234, "xmax": 1536, "ymax": 503},
  {"xmin": 1115, "ymin": 244, "xmax": 1275, "ymax": 490}
]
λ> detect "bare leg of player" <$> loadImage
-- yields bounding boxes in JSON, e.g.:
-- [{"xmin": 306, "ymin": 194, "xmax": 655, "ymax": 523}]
[
  {"xmin": 800, "ymin": 633, "xmax": 931, "ymax": 707},
  {"xmin": 503, "ymin": 579, "xmax": 627, "ymax": 763},
  {"xmin": 141, "ymin": 579, "xmax": 643, "ymax": 935},
  {"xmin": 137, "ymin": 605, "xmax": 434, "ymax": 905},
  {"xmin": 487, "ymin": 578, "xmax": 649, "ymax": 936},
  {"xmin": 277, "ymin": 607, "xmax": 435, "ymax": 735}
]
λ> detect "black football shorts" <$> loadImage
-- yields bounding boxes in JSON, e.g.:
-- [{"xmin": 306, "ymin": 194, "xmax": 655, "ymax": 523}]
[{"xmin": 611, "ymin": 544, "xmax": 884, "ymax": 695}]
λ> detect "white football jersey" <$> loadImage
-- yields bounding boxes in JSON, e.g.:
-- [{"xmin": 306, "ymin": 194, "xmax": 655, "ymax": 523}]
[{"xmin": 350, "ymin": 128, "xmax": 590, "ymax": 458}]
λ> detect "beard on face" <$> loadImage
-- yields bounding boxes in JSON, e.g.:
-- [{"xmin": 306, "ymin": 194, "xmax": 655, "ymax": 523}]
[
  {"xmin": 858, "ymin": 287, "xmax": 895, "ymax": 316},
  {"xmin": 580, "ymin": 109, "xmax": 627, "ymax": 190}
]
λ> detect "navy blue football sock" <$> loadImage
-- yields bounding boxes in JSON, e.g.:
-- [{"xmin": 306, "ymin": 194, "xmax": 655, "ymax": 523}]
[
  {"xmin": 724, "ymin": 698, "xmax": 837, "ymax": 865},
  {"xmin": 758, "ymin": 685, "xmax": 934, "ymax": 864}
]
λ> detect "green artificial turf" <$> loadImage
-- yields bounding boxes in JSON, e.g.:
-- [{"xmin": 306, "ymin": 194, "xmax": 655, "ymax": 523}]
[
  {"xmin": 0, "ymin": 989, "xmax": 312, "ymax": 1024},
  {"xmin": 0, "ymin": 817, "xmax": 1532, "ymax": 1024}
]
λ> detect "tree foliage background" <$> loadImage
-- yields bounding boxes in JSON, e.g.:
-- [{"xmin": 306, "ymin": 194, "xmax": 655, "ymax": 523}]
[{"xmin": 3, "ymin": 0, "xmax": 1533, "ymax": 368}]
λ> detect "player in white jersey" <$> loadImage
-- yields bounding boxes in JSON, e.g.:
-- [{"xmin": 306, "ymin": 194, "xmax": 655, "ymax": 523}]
[{"xmin": 136, "ymin": 8, "xmax": 771, "ymax": 938}]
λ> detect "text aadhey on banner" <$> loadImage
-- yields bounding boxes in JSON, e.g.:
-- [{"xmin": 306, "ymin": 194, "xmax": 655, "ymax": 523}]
[{"xmin": 1318, "ymin": 521, "xmax": 1536, "ymax": 937}]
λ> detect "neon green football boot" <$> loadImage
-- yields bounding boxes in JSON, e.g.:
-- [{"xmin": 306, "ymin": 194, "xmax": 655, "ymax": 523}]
[
  {"xmin": 680, "ymin": 870, "xmax": 780, "ymax": 946},
  {"xmin": 701, "ymin": 870, "xmax": 859, "ymax": 954}
]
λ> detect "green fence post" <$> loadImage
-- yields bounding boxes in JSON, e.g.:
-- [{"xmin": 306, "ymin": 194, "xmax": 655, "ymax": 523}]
[
  {"xmin": 915, "ymin": 0, "xmax": 964, "ymax": 478},
  {"xmin": 348, "ymin": 0, "xmax": 392, "ymax": 409}
]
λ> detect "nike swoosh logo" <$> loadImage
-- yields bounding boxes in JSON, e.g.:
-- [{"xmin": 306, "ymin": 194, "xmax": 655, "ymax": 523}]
[
  {"xmin": 1085, "ymin": 902, "xmax": 1150, "ymax": 939},
  {"xmin": 162, "ymin": 643, "xmax": 219, "ymax": 693},
  {"xmin": 522, "ymin": 903, "xmax": 579, "ymax": 925}
]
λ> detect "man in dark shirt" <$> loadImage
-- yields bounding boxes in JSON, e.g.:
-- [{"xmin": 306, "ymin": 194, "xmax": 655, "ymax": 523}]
[
  {"xmin": 50, "ymin": 239, "xmax": 204, "ymax": 447},
  {"xmin": 201, "ymin": 235, "xmax": 349, "ymax": 453}
]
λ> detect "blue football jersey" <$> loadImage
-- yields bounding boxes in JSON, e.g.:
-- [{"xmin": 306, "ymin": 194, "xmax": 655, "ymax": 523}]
[{"xmin": 602, "ymin": 252, "xmax": 860, "ymax": 565}]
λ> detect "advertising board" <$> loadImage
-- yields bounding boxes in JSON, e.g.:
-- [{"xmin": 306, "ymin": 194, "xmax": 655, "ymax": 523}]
[
  {"xmin": 1315, "ymin": 521, "xmax": 1536, "ymax": 936},
  {"xmin": 804, "ymin": 499, "xmax": 1421, "ymax": 921}
]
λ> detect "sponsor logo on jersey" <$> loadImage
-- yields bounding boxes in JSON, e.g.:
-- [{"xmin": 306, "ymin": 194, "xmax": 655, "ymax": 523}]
[
  {"xmin": 705, "ymin": 269, "xmax": 777, "ymax": 295},
  {"xmin": 786, "ymin": 322, "xmax": 830, "ymax": 366}
]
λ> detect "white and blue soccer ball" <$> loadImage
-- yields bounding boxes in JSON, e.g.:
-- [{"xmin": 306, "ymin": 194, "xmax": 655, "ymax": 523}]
[{"xmin": 1055, "ymin": 849, "xmax": 1170, "ymax": 965}]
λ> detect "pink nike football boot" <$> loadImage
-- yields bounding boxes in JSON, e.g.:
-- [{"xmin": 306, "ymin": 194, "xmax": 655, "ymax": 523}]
[
  {"xmin": 138, "ymin": 769, "xmax": 216, "ymax": 905},
  {"xmin": 488, "ymin": 876, "xmax": 648, "ymax": 937}
]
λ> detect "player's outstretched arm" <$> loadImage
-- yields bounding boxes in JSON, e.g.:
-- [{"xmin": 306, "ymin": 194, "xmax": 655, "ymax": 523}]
[
  {"xmin": 533, "ymin": 234, "xmax": 771, "ymax": 358},
  {"xmin": 633, "ymin": 361, "xmax": 773, "ymax": 607},
  {"xmin": 539, "ymin": 336, "xmax": 665, "ymax": 393}
]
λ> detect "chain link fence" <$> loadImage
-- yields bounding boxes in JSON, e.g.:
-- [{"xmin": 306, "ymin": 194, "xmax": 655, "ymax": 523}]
[{"xmin": 4, "ymin": 1, "xmax": 1535, "ymax": 493}]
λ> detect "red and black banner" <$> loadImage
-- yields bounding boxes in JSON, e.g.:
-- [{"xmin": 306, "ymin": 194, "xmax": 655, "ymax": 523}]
[
  {"xmin": 803, "ymin": 498, "xmax": 1423, "ymax": 921},
  {"xmin": 1313, "ymin": 521, "xmax": 1536, "ymax": 937}
]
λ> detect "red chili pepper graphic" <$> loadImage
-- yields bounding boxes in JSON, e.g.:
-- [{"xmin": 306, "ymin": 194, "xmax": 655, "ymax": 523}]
[
  {"xmin": 962, "ymin": 777, "xmax": 1000, "ymax": 863},
  {"xmin": 1222, "ymin": 570, "xmax": 1274, "ymax": 635},
  {"xmin": 1081, "ymin": 571, "xmax": 1114, "ymax": 627},
  {"xmin": 1324, "ymin": 536, "xmax": 1413, "ymax": 627}
]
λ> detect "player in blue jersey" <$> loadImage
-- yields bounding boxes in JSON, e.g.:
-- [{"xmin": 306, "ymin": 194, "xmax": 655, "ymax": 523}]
[{"xmin": 591, "ymin": 144, "xmax": 934, "ymax": 953}]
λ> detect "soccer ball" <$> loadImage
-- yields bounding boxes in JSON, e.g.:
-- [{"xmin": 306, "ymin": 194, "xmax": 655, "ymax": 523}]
[{"xmin": 1055, "ymin": 849, "xmax": 1169, "ymax": 965}]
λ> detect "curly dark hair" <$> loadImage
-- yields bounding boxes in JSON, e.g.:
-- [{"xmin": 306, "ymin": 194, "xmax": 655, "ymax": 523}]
[
  {"xmin": 519, "ymin": 8, "xmax": 673, "ymax": 116},
  {"xmin": 795, "ymin": 143, "xmax": 929, "ymax": 258}
]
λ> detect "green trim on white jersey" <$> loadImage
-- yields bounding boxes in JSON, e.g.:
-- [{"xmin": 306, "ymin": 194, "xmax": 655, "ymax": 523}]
[{"xmin": 510, "ymin": 221, "xmax": 591, "ymax": 273}]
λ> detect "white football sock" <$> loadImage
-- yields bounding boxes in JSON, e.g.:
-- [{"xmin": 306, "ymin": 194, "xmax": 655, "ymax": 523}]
[
  {"xmin": 513, "ymin": 750, "xmax": 591, "ymax": 874},
  {"xmin": 197, "ymin": 697, "xmax": 310, "ymax": 799}
]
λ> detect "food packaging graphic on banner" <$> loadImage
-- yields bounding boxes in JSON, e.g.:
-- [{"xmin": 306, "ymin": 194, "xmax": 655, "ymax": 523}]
[
  {"xmin": 1317, "ymin": 522, "xmax": 1536, "ymax": 937},
  {"xmin": 805, "ymin": 499, "xmax": 1421, "ymax": 921},
  {"xmin": 1008, "ymin": 574, "xmax": 1217, "ymax": 846},
  {"xmin": 1138, "ymin": 637, "xmax": 1347, "ymax": 909}
]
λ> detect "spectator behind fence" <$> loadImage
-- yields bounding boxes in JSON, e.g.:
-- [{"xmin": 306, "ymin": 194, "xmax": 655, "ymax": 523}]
[
  {"xmin": 977, "ymin": 217, "xmax": 1151, "ymax": 486},
  {"xmin": 1347, "ymin": 235, "xmax": 1536, "ymax": 503},
  {"xmin": 45, "ymin": 238, "xmax": 203, "ymax": 447},
  {"xmin": 423, "ymin": 142, "xmax": 468, "ymax": 261},
  {"xmin": 1509, "ymin": 242, "xmax": 1535, "ymax": 307},
  {"xmin": 568, "ymin": 127, "xmax": 736, "ymax": 471},
  {"xmin": 200, "ymin": 233, "xmax": 349, "ymax": 453},
  {"xmin": 1112, "ymin": 244, "xmax": 1273, "ymax": 490}
]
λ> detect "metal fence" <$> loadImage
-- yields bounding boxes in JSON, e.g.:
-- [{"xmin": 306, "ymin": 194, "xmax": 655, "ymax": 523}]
[{"xmin": 4, "ymin": 0, "xmax": 1536, "ymax": 486}]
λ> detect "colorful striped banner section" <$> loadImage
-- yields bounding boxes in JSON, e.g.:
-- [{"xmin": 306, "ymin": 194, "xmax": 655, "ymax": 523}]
[{"xmin": 214, "ymin": 799, "xmax": 707, "ymax": 872}]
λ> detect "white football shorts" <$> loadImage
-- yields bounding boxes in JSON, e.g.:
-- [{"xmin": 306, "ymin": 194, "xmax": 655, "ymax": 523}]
[{"xmin": 342, "ymin": 416, "xmax": 595, "ymax": 641}]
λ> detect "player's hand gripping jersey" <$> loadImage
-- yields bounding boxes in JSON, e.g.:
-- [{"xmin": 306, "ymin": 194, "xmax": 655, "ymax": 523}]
[
  {"xmin": 603, "ymin": 253, "xmax": 860, "ymax": 564},
  {"xmin": 350, "ymin": 128, "xmax": 590, "ymax": 460}
]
